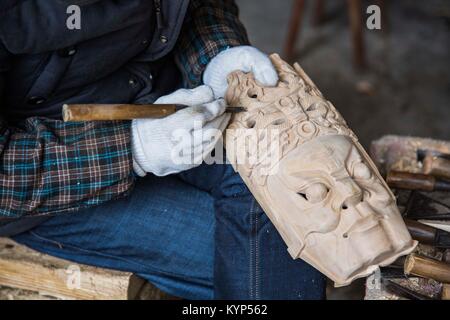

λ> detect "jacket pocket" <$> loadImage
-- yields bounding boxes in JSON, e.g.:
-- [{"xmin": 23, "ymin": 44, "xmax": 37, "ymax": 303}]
[{"xmin": 25, "ymin": 50, "xmax": 75, "ymax": 105}]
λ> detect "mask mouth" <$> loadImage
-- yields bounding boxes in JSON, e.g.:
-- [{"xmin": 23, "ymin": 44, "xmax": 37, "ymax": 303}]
[{"xmin": 343, "ymin": 214, "xmax": 381, "ymax": 238}]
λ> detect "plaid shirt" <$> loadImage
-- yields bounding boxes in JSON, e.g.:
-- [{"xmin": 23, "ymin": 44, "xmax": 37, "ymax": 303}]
[
  {"xmin": 175, "ymin": 0, "xmax": 249, "ymax": 87},
  {"xmin": 0, "ymin": 0, "xmax": 249, "ymax": 219}
]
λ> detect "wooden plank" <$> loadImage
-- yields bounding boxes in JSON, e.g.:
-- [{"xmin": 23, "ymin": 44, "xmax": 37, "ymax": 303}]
[
  {"xmin": 0, "ymin": 286, "xmax": 57, "ymax": 300},
  {"xmin": 0, "ymin": 237, "xmax": 135, "ymax": 300}
]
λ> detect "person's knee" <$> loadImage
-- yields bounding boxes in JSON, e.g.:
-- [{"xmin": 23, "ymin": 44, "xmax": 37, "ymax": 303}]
[{"xmin": 213, "ymin": 164, "xmax": 250, "ymax": 199}]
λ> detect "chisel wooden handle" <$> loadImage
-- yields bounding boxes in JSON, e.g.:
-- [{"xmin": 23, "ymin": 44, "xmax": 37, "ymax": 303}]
[
  {"xmin": 442, "ymin": 284, "xmax": 450, "ymax": 300},
  {"xmin": 63, "ymin": 104, "xmax": 182, "ymax": 121},
  {"xmin": 405, "ymin": 219, "xmax": 450, "ymax": 248},
  {"xmin": 63, "ymin": 103, "xmax": 245, "ymax": 121},
  {"xmin": 404, "ymin": 254, "xmax": 450, "ymax": 283},
  {"xmin": 423, "ymin": 156, "xmax": 450, "ymax": 180},
  {"xmin": 405, "ymin": 219, "xmax": 437, "ymax": 244},
  {"xmin": 386, "ymin": 171, "xmax": 450, "ymax": 192}
]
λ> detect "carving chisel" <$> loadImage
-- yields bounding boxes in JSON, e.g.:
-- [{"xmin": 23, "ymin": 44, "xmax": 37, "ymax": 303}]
[
  {"xmin": 386, "ymin": 171, "xmax": 450, "ymax": 192},
  {"xmin": 62, "ymin": 103, "xmax": 245, "ymax": 122},
  {"xmin": 417, "ymin": 149, "xmax": 450, "ymax": 180}
]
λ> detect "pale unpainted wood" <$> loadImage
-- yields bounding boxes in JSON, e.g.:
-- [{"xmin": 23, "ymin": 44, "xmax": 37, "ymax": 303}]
[
  {"xmin": 0, "ymin": 237, "xmax": 139, "ymax": 300},
  {"xmin": 442, "ymin": 284, "xmax": 450, "ymax": 300},
  {"xmin": 404, "ymin": 254, "xmax": 450, "ymax": 284},
  {"xmin": 63, "ymin": 103, "xmax": 179, "ymax": 121}
]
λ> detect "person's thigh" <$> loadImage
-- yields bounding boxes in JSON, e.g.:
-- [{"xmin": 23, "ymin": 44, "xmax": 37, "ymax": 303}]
[
  {"xmin": 179, "ymin": 163, "xmax": 326, "ymax": 299},
  {"xmin": 13, "ymin": 174, "xmax": 215, "ymax": 299}
]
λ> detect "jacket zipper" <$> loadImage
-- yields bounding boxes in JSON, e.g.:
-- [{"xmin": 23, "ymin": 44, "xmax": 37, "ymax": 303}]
[{"xmin": 154, "ymin": 0, "xmax": 164, "ymax": 29}]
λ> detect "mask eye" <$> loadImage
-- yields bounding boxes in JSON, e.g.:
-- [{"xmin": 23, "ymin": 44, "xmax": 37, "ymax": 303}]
[
  {"xmin": 353, "ymin": 162, "xmax": 371, "ymax": 180},
  {"xmin": 301, "ymin": 183, "xmax": 329, "ymax": 203}
]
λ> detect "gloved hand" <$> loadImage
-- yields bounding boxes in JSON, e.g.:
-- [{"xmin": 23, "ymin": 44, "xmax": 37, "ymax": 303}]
[
  {"xmin": 203, "ymin": 45, "xmax": 279, "ymax": 98},
  {"xmin": 132, "ymin": 85, "xmax": 230, "ymax": 176}
]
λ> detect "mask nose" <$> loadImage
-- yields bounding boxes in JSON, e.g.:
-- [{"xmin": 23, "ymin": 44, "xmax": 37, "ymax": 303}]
[
  {"xmin": 343, "ymin": 190, "xmax": 376, "ymax": 219},
  {"xmin": 338, "ymin": 177, "xmax": 363, "ymax": 210}
]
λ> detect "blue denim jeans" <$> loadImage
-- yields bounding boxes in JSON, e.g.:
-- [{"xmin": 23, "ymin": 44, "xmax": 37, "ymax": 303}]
[{"xmin": 12, "ymin": 163, "xmax": 325, "ymax": 299}]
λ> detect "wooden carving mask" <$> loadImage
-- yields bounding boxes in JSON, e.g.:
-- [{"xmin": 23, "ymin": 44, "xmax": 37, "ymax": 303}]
[{"xmin": 224, "ymin": 54, "xmax": 417, "ymax": 286}]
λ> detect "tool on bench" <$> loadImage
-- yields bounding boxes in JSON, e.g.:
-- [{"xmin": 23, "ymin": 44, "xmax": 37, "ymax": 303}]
[
  {"xmin": 418, "ymin": 149, "xmax": 450, "ymax": 180},
  {"xmin": 404, "ymin": 219, "xmax": 450, "ymax": 248},
  {"xmin": 383, "ymin": 279, "xmax": 434, "ymax": 300},
  {"xmin": 379, "ymin": 256, "xmax": 410, "ymax": 279},
  {"xmin": 404, "ymin": 192, "xmax": 450, "ymax": 220},
  {"xmin": 417, "ymin": 149, "xmax": 450, "ymax": 162},
  {"xmin": 404, "ymin": 254, "xmax": 450, "ymax": 283},
  {"xmin": 408, "ymin": 213, "xmax": 450, "ymax": 220},
  {"xmin": 386, "ymin": 171, "xmax": 450, "ymax": 192},
  {"xmin": 62, "ymin": 103, "xmax": 246, "ymax": 121},
  {"xmin": 442, "ymin": 284, "xmax": 450, "ymax": 300},
  {"xmin": 443, "ymin": 249, "xmax": 450, "ymax": 263}
]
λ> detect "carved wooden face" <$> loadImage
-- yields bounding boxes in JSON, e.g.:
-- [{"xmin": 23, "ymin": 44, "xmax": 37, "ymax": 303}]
[
  {"xmin": 265, "ymin": 135, "xmax": 394, "ymax": 252},
  {"xmin": 225, "ymin": 54, "xmax": 417, "ymax": 286}
]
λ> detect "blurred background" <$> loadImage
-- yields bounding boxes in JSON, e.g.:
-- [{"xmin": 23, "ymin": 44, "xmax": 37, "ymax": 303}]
[{"xmin": 236, "ymin": 0, "xmax": 450, "ymax": 149}]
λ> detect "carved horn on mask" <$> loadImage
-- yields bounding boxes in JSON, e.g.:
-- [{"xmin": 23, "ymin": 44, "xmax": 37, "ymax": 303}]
[
  {"xmin": 226, "ymin": 71, "xmax": 245, "ymax": 106},
  {"xmin": 269, "ymin": 54, "xmax": 300, "ymax": 85}
]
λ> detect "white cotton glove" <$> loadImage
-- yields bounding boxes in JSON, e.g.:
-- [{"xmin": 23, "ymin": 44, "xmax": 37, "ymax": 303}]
[
  {"xmin": 203, "ymin": 45, "xmax": 279, "ymax": 98},
  {"xmin": 131, "ymin": 85, "xmax": 230, "ymax": 177}
]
